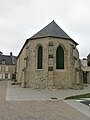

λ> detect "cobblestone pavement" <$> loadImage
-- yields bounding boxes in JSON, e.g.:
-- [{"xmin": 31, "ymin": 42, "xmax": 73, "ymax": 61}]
[{"xmin": 0, "ymin": 81, "xmax": 90, "ymax": 120}]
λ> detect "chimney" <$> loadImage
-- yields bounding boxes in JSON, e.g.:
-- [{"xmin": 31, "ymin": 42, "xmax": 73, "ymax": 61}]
[
  {"xmin": 0, "ymin": 51, "xmax": 3, "ymax": 55},
  {"xmin": 10, "ymin": 52, "xmax": 12, "ymax": 56}
]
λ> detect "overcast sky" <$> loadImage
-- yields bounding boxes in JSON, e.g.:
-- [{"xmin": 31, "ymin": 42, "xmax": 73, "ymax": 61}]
[{"xmin": 0, "ymin": 0, "xmax": 90, "ymax": 58}]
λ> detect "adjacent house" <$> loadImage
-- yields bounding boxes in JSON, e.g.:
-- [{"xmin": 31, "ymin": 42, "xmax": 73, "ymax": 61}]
[
  {"xmin": 0, "ymin": 52, "xmax": 16, "ymax": 80},
  {"xmin": 16, "ymin": 20, "xmax": 83, "ymax": 89},
  {"xmin": 81, "ymin": 55, "xmax": 90, "ymax": 84}
]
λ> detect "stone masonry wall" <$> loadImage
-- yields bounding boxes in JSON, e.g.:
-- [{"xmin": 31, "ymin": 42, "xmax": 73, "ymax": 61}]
[{"xmin": 16, "ymin": 37, "xmax": 82, "ymax": 89}]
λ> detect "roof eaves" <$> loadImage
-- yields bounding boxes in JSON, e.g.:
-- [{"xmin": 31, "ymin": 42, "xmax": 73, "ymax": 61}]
[
  {"xmin": 17, "ymin": 39, "xmax": 29, "ymax": 59},
  {"xmin": 29, "ymin": 36, "xmax": 78, "ymax": 45}
]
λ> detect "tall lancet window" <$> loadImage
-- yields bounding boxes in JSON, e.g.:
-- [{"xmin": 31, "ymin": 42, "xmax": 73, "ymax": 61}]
[
  {"xmin": 56, "ymin": 46, "xmax": 64, "ymax": 69},
  {"xmin": 37, "ymin": 46, "xmax": 43, "ymax": 69}
]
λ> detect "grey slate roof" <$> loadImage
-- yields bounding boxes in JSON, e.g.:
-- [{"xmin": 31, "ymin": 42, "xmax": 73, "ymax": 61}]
[
  {"xmin": 17, "ymin": 20, "xmax": 78, "ymax": 58},
  {"xmin": 0, "ymin": 54, "xmax": 16, "ymax": 65},
  {"xmin": 29, "ymin": 20, "xmax": 78, "ymax": 45},
  {"xmin": 30, "ymin": 20, "xmax": 71, "ymax": 39}
]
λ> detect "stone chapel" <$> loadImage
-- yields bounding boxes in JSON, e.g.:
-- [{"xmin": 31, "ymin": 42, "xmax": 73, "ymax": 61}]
[{"xmin": 16, "ymin": 20, "xmax": 83, "ymax": 89}]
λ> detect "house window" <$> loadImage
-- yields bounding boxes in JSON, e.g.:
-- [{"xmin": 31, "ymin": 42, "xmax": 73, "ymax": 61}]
[
  {"xmin": 5, "ymin": 73, "xmax": 8, "ymax": 79},
  {"xmin": 37, "ymin": 46, "xmax": 43, "ymax": 69},
  {"xmin": 56, "ymin": 46, "xmax": 64, "ymax": 69},
  {"xmin": 12, "ymin": 73, "xmax": 16, "ymax": 80},
  {"xmin": 2, "ymin": 59, "xmax": 5, "ymax": 64},
  {"xmin": 6, "ymin": 66, "xmax": 8, "ymax": 72}
]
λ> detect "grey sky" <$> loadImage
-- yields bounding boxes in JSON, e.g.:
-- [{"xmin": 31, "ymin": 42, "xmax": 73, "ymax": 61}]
[{"xmin": 0, "ymin": 0, "xmax": 90, "ymax": 58}]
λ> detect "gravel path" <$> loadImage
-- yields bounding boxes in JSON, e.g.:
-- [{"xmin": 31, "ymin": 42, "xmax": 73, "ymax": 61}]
[{"xmin": 0, "ymin": 81, "xmax": 90, "ymax": 120}]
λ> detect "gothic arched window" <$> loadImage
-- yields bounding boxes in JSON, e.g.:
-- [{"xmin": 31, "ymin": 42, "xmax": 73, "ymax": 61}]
[
  {"xmin": 56, "ymin": 46, "xmax": 64, "ymax": 69},
  {"xmin": 37, "ymin": 46, "xmax": 43, "ymax": 69}
]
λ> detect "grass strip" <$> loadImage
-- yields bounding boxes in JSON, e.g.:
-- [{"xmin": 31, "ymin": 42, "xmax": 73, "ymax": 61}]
[{"xmin": 64, "ymin": 93, "xmax": 90, "ymax": 100}]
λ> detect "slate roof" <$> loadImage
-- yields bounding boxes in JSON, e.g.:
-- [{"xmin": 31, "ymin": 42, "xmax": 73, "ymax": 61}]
[
  {"xmin": 30, "ymin": 20, "xmax": 70, "ymax": 39},
  {"xmin": 17, "ymin": 20, "xmax": 78, "ymax": 58},
  {"xmin": 29, "ymin": 20, "xmax": 78, "ymax": 45},
  {"xmin": 0, "ymin": 54, "xmax": 16, "ymax": 65}
]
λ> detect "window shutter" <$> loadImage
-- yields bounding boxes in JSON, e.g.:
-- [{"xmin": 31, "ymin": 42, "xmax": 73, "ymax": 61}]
[
  {"xmin": 8, "ymin": 74, "xmax": 11, "ymax": 79},
  {"xmin": 3, "ymin": 74, "xmax": 5, "ymax": 79},
  {"xmin": 0, "ymin": 74, "xmax": 2, "ymax": 79}
]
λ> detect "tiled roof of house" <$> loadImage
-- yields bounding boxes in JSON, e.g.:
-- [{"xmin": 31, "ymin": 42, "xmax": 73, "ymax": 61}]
[{"xmin": 0, "ymin": 53, "xmax": 16, "ymax": 65}]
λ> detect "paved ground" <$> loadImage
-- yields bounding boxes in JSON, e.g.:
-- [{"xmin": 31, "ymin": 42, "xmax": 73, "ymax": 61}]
[
  {"xmin": 0, "ymin": 81, "xmax": 90, "ymax": 120},
  {"xmin": 6, "ymin": 81, "xmax": 90, "ymax": 101}
]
